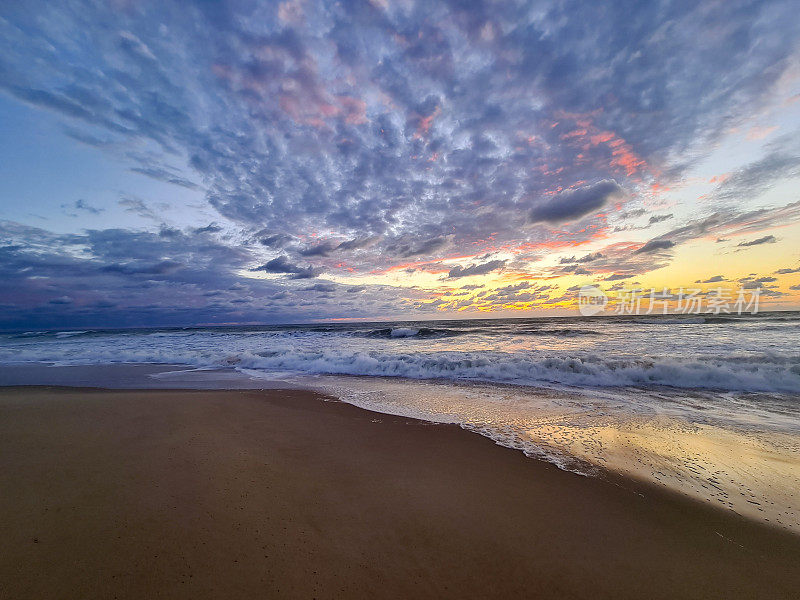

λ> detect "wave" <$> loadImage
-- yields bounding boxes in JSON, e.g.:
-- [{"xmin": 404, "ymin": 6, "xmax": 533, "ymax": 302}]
[
  {"xmin": 234, "ymin": 349, "xmax": 800, "ymax": 393},
  {"xmin": 517, "ymin": 328, "xmax": 601, "ymax": 336},
  {"xmin": 349, "ymin": 326, "xmax": 601, "ymax": 339},
  {"xmin": 7, "ymin": 330, "xmax": 94, "ymax": 340},
  {"xmin": 54, "ymin": 330, "xmax": 91, "ymax": 338},
  {"xmin": 632, "ymin": 317, "xmax": 707, "ymax": 325},
  {"xmin": 5, "ymin": 337, "xmax": 798, "ymax": 392},
  {"xmin": 358, "ymin": 327, "xmax": 466, "ymax": 339}
]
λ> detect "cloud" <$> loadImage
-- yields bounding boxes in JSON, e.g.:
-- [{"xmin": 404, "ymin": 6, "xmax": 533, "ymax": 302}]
[
  {"xmin": 634, "ymin": 239, "xmax": 676, "ymax": 254},
  {"xmin": 695, "ymin": 275, "xmax": 725, "ymax": 283},
  {"xmin": 194, "ymin": 223, "xmax": 223, "ymax": 234},
  {"xmin": 560, "ymin": 252, "xmax": 603, "ymax": 264},
  {"xmin": 336, "ymin": 236, "xmax": 379, "ymax": 251},
  {"xmin": 0, "ymin": 219, "xmax": 432, "ymax": 328},
  {"xmin": 130, "ymin": 166, "xmax": 201, "ymax": 190},
  {"xmin": 605, "ymin": 273, "xmax": 632, "ymax": 281},
  {"xmin": 101, "ymin": 260, "xmax": 183, "ymax": 275},
  {"xmin": 302, "ymin": 283, "xmax": 336, "ymax": 293},
  {"xmin": 118, "ymin": 197, "xmax": 157, "ymax": 221},
  {"xmin": 709, "ymin": 144, "xmax": 800, "ymax": 204},
  {"xmin": 299, "ymin": 241, "xmax": 339, "ymax": 257},
  {"xmin": 775, "ymin": 266, "xmax": 800, "ymax": 274},
  {"xmin": 403, "ymin": 237, "xmax": 451, "ymax": 258},
  {"xmin": 447, "ymin": 259, "xmax": 506, "ymax": 278},
  {"xmin": 259, "ymin": 234, "xmax": 293, "ymax": 248},
  {"xmin": 3, "ymin": 0, "xmax": 793, "ymax": 275},
  {"xmin": 737, "ymin": 235, "xmax": 777, "ymax": 247},
  {"xmin": 0, "ymin": 0, "xmax": 799, "ymax": 325},
  {"xmin": 648, "ymin": 214, "xmax": 673, "ymax": 225},
  {"xmin": 529, "ymin": 180, "xmax": 623, "ymax": 224},
  {"xmin": 250, "ymin": 255, "xmax": 323, "ymax": 279},
  {"xmin": 62, "ymin": 199, "xmax": 104, "ymax": 215}
]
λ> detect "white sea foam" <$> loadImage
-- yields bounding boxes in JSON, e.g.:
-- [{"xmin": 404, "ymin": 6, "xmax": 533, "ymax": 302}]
[
  {"xmin": 234, "ymin": 349, "xmax": 800, "ymax": 393},
  {"xmin": 390, "ymin": 327, "xmax": 419, "ymax": 337},
  {"xmin": 54, "ymin": 330, "xmax": 90, "ymax": 338}
]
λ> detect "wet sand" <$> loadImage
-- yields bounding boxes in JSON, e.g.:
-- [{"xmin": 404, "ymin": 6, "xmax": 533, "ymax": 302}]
[{"xmin": 1, "ymin": 387, "xmax": 799, "ymax": 599}]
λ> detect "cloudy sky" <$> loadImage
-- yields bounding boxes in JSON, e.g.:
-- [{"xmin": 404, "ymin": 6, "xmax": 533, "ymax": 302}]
[{"xmin": 1, "ymin": 0, "xmax": 799, "ymax": 329}]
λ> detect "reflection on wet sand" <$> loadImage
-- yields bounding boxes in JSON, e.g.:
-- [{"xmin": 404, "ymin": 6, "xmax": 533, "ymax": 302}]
[{"xmin": 310, "ymin": 375, "xmax": 800, "ymax": 533}]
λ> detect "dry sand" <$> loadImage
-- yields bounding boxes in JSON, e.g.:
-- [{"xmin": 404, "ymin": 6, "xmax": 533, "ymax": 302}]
[{"xmin": 1, "ymin": 386, "xmax": 799, "ymax": 599}]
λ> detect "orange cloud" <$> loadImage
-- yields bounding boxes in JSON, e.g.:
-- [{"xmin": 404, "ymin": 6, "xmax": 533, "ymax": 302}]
[
  {"xmin": 553, "ymin": 111, "xmax": 651, "ymax": 179},
  {"xmin": 709, "ymin": 173, "xmax": 730, "ymax": 184},
  {"xmin": 745, "ymin": 125, "xmax": 777, "ymax": 140}
]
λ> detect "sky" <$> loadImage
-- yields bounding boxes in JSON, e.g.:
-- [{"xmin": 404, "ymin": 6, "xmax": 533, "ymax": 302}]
[{"xmin": 1, "ymin": 0, "xmax": 799, "ymax": 329}]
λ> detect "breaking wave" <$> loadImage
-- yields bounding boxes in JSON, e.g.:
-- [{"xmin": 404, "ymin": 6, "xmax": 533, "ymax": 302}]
[{"xmin": 238, "ymin": 349, "xmax": 800, "ymax": 393}]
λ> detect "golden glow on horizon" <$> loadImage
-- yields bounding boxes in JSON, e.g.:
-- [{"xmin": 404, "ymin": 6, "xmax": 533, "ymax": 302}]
[{"xmin": 314, "ymin": 218, "xmax": 800, "ymax": 316}]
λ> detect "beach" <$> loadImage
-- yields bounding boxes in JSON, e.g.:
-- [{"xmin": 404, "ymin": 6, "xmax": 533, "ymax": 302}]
[
  {"xmin": 3, "ymin": 318, "xmax": 799, "ymax": 534},
  {"xmin": 2, "ymin": 386, "xmax": 799, "ymax": 599}
]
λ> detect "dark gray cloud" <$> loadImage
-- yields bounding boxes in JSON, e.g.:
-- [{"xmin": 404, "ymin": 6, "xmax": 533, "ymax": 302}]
[
  {"xmin": 447, "ymin": 259, "xmax": 506, "ymax": 279},
  {"xmin": 389, "ymin": 236, "xmax": 451, "ymax": 259},
  {"xmin": 0, "ymin": 220, "xmax": 429, "ymax": 328},
  {"xmin": 336, "ymin": 236, "xmax": 380, "ymax": 251},
  {"xmin": 634, "ymin": 239, "xmax": 676, "ymax": 254},
  {"xmin": 560, "ymin": 252, "xmax": 603, "ymax": 264},
  {"xmin": 193, "ymin": 223, "xmax": 222, "ymax": 234},
  {"xmin": 737, "ymin": 235, "xmax": 777, "ymax": 247},
  {"xmin": 605, "ymin": 273, "xmax": 633, "ymax": 281},
  {"xmin": 529, "ymin": 180, "xmax": 623, "ymax": 224},
  {"xmin": 259, "ymin": 234, "xmax": 293, "ymax": 248},
  {"xmin": 101, "ymin": 259, "xmax": 183, "ymax": 276},
  {"xmin": 250, "ymin": 255, "xmax": 323, "ymax": 279},
  {"xmin": 299, "ymin": 241, "xmax": 339, "ymax": 257}
]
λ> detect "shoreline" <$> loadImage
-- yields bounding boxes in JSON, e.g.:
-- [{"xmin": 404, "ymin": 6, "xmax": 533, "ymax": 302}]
[
  {"xmin": 3, "ymin": 363, "xmax": 799, "ymax": 533},
  {"xmin": 2, "ymin": 385, "xmax": 799, "ymax": 599}
]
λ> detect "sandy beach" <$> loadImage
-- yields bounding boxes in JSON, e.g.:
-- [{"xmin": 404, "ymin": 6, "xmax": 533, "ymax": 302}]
[{"xmin": 1, "ymin": 386, "xmax": 799, "ymax": 599}]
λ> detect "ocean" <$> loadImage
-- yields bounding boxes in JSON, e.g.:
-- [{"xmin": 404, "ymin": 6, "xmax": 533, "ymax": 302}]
[{"xmin": 2, "ymin": 312, "xmax": 799, "ymax": 531}]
